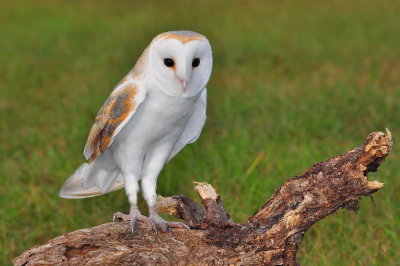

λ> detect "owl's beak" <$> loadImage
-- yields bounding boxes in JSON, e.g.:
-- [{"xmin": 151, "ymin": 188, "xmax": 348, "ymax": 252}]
[
  {"xmin": 177, "ymin": 78, "xmax": 187, "ymax": 92},
  {"xmin": 176, "ymin": 61, "xmax": 191, "ymax": 92},
  {"xmin": 180, "ymin": 80, "xmax": 187, "ymax": 91}
]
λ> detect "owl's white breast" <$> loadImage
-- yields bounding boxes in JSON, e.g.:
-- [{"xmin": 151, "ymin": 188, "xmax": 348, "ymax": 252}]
[{"xmin": 111, "ymin": 87, "xmax": 201, "ymax": 166}]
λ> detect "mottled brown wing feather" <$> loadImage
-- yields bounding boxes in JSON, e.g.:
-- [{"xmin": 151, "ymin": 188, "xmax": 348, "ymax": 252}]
[{"xmin": 84, "ymin": 83, "xmax": 139, "ymax": 162}]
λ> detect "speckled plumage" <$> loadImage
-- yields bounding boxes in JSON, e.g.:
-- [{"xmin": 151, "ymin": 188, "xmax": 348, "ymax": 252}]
[{"xmin": 84, "ymin": 84, "xmax": 138, "ymax": 162}]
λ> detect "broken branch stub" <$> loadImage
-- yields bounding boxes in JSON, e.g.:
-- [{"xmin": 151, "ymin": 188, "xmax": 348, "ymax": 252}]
[{"xmin": 194, "ymin": 182, "xmax": 234, "ymax": 227}]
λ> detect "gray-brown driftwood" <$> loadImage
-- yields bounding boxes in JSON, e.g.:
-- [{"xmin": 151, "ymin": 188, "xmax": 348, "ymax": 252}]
[{"xmin": 14, "ymin": 131, "xmax": 393, "ymax": 265}]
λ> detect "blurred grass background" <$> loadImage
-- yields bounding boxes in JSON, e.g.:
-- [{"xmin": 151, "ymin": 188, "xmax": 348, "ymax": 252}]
[{"xmin": 1, "ymin": 0, "xmax": 399, "ymax": 264}]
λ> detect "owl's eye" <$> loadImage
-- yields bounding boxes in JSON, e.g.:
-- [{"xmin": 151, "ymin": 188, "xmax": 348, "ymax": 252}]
[
  {"xmin": 192, "ymin": 58, "xmax": 200, "ymax": 67},
  {"xmin": 164, "ymin": 58, "xmax": 174, "ymax": 67}
]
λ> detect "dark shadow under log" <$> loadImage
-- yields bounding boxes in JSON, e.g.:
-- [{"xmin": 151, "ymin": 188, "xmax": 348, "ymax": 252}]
[{"xmin": 14, "ymin": 131, "xmax": 393, "ymax": 266}]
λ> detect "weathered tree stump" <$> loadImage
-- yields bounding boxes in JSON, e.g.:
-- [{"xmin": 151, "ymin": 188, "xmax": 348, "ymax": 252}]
[{"xmin": 14, "ymin": 131, "xmax": 393, "ymax": 265}]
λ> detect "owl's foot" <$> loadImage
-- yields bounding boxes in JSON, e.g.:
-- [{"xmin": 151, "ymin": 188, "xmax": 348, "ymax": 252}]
[
  {"xmin": 113, "ymin": 211, "xmax": 189, "ymax": 233},
  {"xmin": 149, "ymin": 213, "xmax": 190, "ymax": 233},
  {"xmin": 113, "ymin": 211, "xmax": 154, "ymax": 233}
]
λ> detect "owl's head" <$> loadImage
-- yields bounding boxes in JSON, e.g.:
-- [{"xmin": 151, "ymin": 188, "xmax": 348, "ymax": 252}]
[{"xmin": 147, "ymin": 31, "xmax": 212, "ymax": 97}]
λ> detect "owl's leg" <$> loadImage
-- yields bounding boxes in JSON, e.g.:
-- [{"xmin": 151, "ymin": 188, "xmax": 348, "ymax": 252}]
[
  {"xmin": 113, "ymin": 175, "xmax": 154, "ymax": 232},
  {"xmin": 142, "ymin": 177, "xmax": 188, "ymax": 232},
  {"xmin": 141, "ymin": 157, "xmax": 189, "ymax": 232}
]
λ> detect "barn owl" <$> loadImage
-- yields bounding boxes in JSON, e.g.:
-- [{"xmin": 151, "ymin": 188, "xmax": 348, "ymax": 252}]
[{"xmin": 59, "ymin": 31, "xmax": 212, "ymax": 232}]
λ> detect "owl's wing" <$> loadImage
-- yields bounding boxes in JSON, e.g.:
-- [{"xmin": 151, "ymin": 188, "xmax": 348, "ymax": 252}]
[
  {"xmin": 167, "ymin": 88, "xmax": 207, "ymax": 162},
  {"xmin": 83, "ymin": 79, "xmax": 146, "ymax": 162}
]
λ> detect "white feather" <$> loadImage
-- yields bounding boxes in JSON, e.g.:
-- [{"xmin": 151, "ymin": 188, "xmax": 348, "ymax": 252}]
[
  {"xmin": 60, "ymin": 150, "xmax": 124, "ymax": 198},
  {"xmin": 167, "ymin": 88, "xmax": 207, "ymax": 161},
  {"xmin": 60, "ymin": 31, "xmax": 212, "ymax": 223}
]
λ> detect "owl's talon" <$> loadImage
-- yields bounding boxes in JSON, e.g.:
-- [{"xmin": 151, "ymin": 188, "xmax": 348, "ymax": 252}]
[
  {"xmin": 129, "ymin": 219, "xmax": 137, "ymax": 233},
  {"xmin": 113, "ymin": 211, "xmax": 130, "ymax": 222},
  {"xmin": 158, "ymin": 223, "xmax": 169, "ymax": 233},
  {"xmin": 148, "ymin": 214, "xmax": 189, "ymax": 232},
  {"xmin": 167, "ymin": 222, "xmax": 190, "ymax": 230},
  {"xmin": 149, "ymin": 221, "xmax": 157, "ymax": 233}
]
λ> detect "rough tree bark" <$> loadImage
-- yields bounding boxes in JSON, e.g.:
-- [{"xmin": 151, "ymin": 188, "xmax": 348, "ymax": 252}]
[{"xmin": 14, "ymin": 131, "xmax": 393, "ymax": 266}]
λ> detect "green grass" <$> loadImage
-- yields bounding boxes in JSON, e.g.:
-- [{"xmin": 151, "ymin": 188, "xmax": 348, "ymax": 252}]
[{"xmin": 1, "ymin": 0, "xmax": 399, "ymax": 264}]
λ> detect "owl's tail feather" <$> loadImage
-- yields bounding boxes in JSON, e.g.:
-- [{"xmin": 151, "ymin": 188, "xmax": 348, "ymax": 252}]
[{"xmin": 59, "ymin": 151, "xmax": 124, "ymax": 199}]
